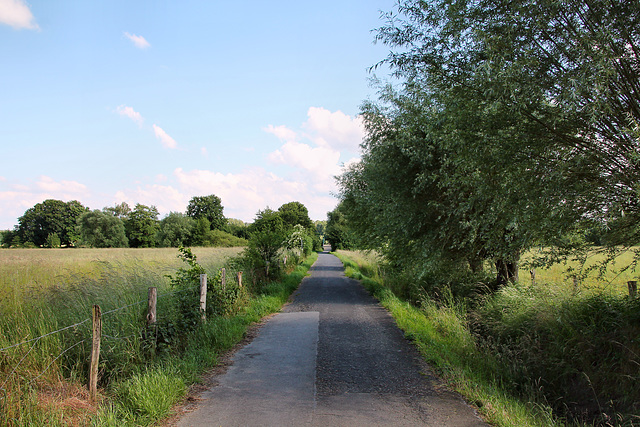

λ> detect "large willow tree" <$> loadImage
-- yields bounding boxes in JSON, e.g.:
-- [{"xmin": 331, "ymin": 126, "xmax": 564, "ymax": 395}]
[{"xmin": 338, "ymin": 0, "xmax": 640, "ymax": 286}]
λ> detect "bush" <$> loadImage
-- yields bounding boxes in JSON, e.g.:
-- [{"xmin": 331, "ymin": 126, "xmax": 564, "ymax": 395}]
[{"xmin": 470, "ymin": 286, "xmax": 640, "ymax": 424}]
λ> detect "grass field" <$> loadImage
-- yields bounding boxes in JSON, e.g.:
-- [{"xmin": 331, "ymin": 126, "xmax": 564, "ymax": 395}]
[
  {"xmin": 0, "ymin": 246, "xmax": 245, "ymax": 425},
  {"xmin": 521, "ymin": 247, "xmax": 639, "ymax": 295}
]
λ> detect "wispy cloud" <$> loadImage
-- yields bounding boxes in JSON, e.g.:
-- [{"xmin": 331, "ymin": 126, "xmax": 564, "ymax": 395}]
[
  {"xmin": 116, "ymin": 105, "xmax": 144, "ymax": 127},
  {"xmin": 124, "ymin": 32, "xmax": 151, "ymax": 49},
  {"xmin": 0, "ymin": 0, "xmax": 39, "ymax": 30},
  {"xmin": 153, "ymin": 124, "xmax": 178, "ymax": 149},
  {"xmin": 35, "ymin": 175, "xmax": 88, "ymax": 194},
  {"xmin": 263, "ymin": 124, "xmax": 297, "ymax": 142}
]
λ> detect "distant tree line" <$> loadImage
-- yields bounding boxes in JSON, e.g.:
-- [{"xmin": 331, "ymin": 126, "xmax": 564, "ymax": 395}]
[
  {"xmin": 0, "ymin": 195, "xmax": 247, "ymax": 248},
  {"xmin": 0, "ymin": 197, "xmax": 326, "ymax": 257}
]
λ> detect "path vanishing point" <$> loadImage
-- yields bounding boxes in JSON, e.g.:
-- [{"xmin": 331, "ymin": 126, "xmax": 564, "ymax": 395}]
[{"xmin": 175, "ymin": 249, "xmax": 488, "ymax": 426}]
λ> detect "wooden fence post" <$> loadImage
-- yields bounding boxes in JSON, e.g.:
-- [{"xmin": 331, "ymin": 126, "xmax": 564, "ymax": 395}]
[
  {"xmin": 629, "ymin": 281, "xmax": 637, "ymax": 298},
  {"xmin": 530, "ymin": 269, "xmax": 536, "ymax": 286},
  {"xmin": 200, "ymin": 274, "xmax": 207, "ymax": 321},
  {"xmin": 237, "ymin": 271, "xmax": 243, "ymax": 288},
  {"xmin": 89, "ymin": 304, "xmax": 101, "ymax": 403},
  {"xmin": 146, "ymin": 287, "xmax": 158, "ymax": 356},
  {"xmin": 147, "ymin": 287, "xmax": 157, "ymax": 326}
]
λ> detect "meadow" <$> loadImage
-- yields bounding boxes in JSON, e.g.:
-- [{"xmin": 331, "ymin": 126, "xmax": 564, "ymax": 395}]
[
  {"xmin": 0, "ymin": 246, "xmax": 314, "ymax": 425},
  {"xmin": 335, "ymin": 249, "xmax": 640, "ymax": 426}
]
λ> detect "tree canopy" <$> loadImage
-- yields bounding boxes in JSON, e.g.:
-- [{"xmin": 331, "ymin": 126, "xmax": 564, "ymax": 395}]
[
  {"xmin": 17, "ymin": 199, "xmax": 88, "ymax": 247},
  {"xmin": 278, "ymin": 201, "xmax": 314, "ymax": 231},
  {"xmin": 337, "ymin": 0, "xmax": 640, "ymax": 286},
  {"xmin": 186, "ymin": 195, "xmax": 225, "ymax": 231},
  {"xmin": 78, "ymin": 210, "xmax": 128, "ymax": 248},
  {"xmin": 125, "ymin": 204, "xmax": 160, "ymax": 248}
]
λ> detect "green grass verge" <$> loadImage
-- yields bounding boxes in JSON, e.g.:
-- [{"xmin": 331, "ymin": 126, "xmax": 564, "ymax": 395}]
[{"xmin": 333, "ymin": 251, "xmax": 561, "ymax": 427}]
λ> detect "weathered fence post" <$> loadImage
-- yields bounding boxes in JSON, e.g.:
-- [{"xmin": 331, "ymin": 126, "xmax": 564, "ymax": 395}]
[
  {"xmin": 530, "ymin": 269, "xmax": 536, "ymax": 286},
  {"xmin": 200, "ymin": 274, "xmax": 207, "ymax": 321},
  {"xmin": 89, "ymin": 304, "xmax": 102, "ymax": 403},
  {"xmin": 629, "ymin": 281, "xmax": 638, "ymax": 298},
  {"xmin": 147, "ymin": 287, "xmax": 157, "ymax": 326},
  {"xmin": 221, "ymin": 268, "xmax": 226, "ymax": 292},
  {"xmin": 237, "ymin": 271, "xmax": 243, "ymax": 288}
]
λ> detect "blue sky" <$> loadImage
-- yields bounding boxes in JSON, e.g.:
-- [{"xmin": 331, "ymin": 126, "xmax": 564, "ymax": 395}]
[{"xmin": 0, "ymin": 0, "xmax": 396, "ymax": 229}]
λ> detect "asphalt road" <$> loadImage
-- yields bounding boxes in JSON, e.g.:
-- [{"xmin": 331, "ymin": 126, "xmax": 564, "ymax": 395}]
[{"xmin": 176, "ymin": 250, "xmax": 487, "ymax": 426}]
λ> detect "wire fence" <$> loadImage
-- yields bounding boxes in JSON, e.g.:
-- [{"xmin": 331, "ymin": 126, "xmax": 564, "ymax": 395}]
[{"xmin": 0, "ymin": 269, "xmax": 241, "ymax": 403}]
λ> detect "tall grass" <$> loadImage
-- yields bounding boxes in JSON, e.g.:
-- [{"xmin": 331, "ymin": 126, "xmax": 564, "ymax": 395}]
[
  {"xmin": 334, "ymin": 249, "xmax": 640, "ymax": 426},
  {"xmin": 0, "ymin": 247, "xmax": 242, "ymax": 425}
]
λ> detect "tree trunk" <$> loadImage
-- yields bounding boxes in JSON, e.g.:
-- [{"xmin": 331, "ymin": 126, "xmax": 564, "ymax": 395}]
[
  {"xmin": 495, "ymin": 257, "xmax": 519, "ymax": 288},
  {"xmin": 468, "ymin": 256, "xmax": 484, "ymax": 274}
]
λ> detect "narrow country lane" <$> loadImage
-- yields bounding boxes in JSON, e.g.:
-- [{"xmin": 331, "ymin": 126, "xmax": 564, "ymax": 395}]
[{"xmin": 175, "ymin": 250, "xmax": 487, "ymax": 426}]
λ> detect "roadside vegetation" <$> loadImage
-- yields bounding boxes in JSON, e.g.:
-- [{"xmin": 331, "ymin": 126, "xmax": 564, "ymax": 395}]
[
  {"xmin": 0, "ymin": 201, "xmax": 321, "ymax": 426},
  {"xmin": 335, "ymin": 249, "xmax": 640, "ymax": 426}
]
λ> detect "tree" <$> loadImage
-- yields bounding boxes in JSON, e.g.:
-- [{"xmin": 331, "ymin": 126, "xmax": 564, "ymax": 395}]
[
  {"xmin": 225, "ymin": 218, "xmax": 249, "ymax": 240},
  {"xmin": 335, "ymin": 0, "xmax": 640, "ymax": 287},
  {"xmin": 325, "ymin": 203, "xmax": 357, "ymax": 250},
  {"xmin": 190, "ymin": 217, "xmax": 212, "ymax": 246},
  {"xmin": 314, "ymin": 220, "xmax": 326, "ymax": 237},
  {"xmin": 103, "ymin": 202, "xmax": 131, "ymax": 219},
  {"xmin": 246, "ymin": 209, "xmax": 287, "ymax": 278},
  {"xmin": 17, "ymin": 199, "xmax": 89, "ymax": 247},
  {"xmin": 78, "ymin": 210, "xmax": 129, "ymax": 248},
  {"xmin": 0, "ymin": 229, "xmax": 14, "ymax": 247},
  {"xmin": 277, "ymin": 201, "xmax": 314, "ymax": 231},
  {"xmin": 186, "ymin": 195, "xmax": 225, "ymax": 231},
  {"xmin": 125, "ymin": 204, "xmax": 159, "ymax": 248},
  {"xmin": 157, "ymin": 212, "xmax": 194, "ymax": 247},
  {"xmin": 45, "ymin": 233, "xmax": 61, "ymax": 248},
  {"xmin": 376, "ymin": 0, "xmax": 640, "ymax": 249}
]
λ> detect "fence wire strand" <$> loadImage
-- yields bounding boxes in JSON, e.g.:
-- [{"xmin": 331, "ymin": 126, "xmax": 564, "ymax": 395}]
[
  {"xmin": 0, "ymin": 318, "xmax": 90, "ymax": 353},
  {"xmin": 0, "ymin": 336, "xmax": 40, "ymax": 390},
  {"xmin": 1, "ymin": 270, "xmax": 226, "ymax": 391},
  {"xmin": 30, "ymin": 339, "xmax": 87, "ymax": 384}
]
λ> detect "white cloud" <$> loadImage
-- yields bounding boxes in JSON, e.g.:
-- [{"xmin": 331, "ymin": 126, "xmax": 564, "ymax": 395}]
[
  {"xmin": 0, "ymin": 0, "xmax": 39, "ymax": 30},
  {"xmin": 114, "ymin": 184, "xmax": 187, "ymax": 215},
  {"xmin": 201, "ymin": 147, "xmax": 208, "ymax": 157},
  {"xmin": 303, "ymin": 107, "xmax": 365, "ymax": 152},
  {"xmin": 174, "ymin": 167, "xmax": 318, "ymax": 221},
  {"xmin": 116, "ymin": 105, "xmax": 144, "ymax": 127},
  {"xmin": 268, "ymin": 140, "xmax": 341, "ymax": 192},
  {"xmin": 35, "ymin": 175, "xmax": 88, "ymax": 194},
  {"xmin": 0, "ymin": 176, "xmax": 91, "ymax": 229},
  {"xmin": 263, "ymin": 107, "xmax": 364, "ymax": 194},
  {"xmin": 124, "ymin": 32, "xmax": 150, "ymax": 49},
  {"xmin": 263, "ymin": 124, "xmax": 297, "ymax": 142},
  {"xmin": 153, "ymin": 124, "xmax": 178, "ymax": 149}
]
